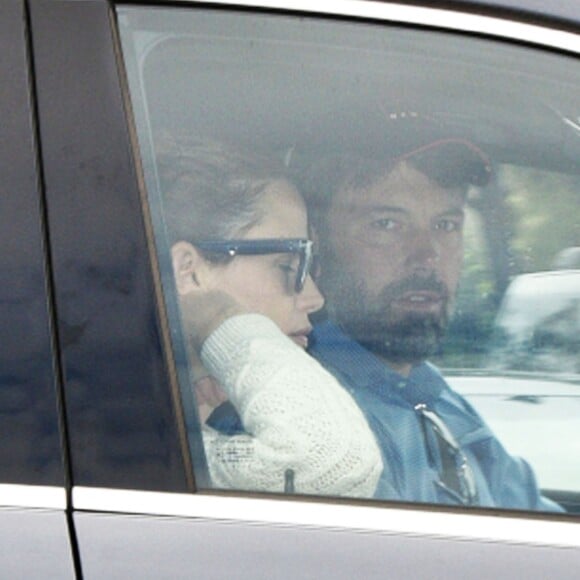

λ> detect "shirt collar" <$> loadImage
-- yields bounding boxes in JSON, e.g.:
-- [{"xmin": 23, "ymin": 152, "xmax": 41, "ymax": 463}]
[{"xmin": 310, "ymin": 320, "xmax": 447, "ymax": 405}]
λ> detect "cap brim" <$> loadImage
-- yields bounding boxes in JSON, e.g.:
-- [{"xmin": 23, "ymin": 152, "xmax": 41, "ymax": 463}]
[
  {"xmin": 295, "ymin": 106, "xmax": 493, "ymax": 187},
  {"xmin": 394, "ymin": 138, "xmax": 492, "ymax": 187}
]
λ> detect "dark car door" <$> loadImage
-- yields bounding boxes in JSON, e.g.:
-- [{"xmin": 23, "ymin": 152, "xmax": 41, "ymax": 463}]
[
  {"xmin": 27, "ymin": 1, "xmax": 580, "ymax": 578},
  {"xmin": 0, "ymin": 0, "xmax": 75, "ymax": 576}
]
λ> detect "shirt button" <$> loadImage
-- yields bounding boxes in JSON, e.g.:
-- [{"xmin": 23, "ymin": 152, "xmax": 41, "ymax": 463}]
[{"xmin": 397, "ymin": 381, "xmax": 406, "ymax": 389}]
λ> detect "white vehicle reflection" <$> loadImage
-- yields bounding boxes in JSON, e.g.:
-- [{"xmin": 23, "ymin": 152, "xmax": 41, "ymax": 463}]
[
  {"xmin": 448, "ymin": 371, "xmax": 580, "ymax": 491},
  {"xmin": 488, "ymin": 270, "xmax": 580, "ymax": 373}
]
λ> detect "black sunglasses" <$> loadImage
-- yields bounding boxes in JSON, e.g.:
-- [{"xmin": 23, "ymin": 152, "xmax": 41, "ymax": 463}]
[
  {"xmin": 415, "ymin": 403, "xmax": 478, "ymax": 505},
  {"xmin": 193, "ymin": 238, "xmax": 314, "ymax": 293}
]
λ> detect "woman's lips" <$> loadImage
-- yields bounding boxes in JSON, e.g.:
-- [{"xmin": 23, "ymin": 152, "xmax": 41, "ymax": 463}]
[{"xmin": 289, "ymin": 327, "xmax": 312, "ymax": 349}]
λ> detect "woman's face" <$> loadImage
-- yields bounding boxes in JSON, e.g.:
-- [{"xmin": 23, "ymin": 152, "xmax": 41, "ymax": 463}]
[{"xmin": 207, "ymin": 179, "xmax": 324, "ymax": 348}]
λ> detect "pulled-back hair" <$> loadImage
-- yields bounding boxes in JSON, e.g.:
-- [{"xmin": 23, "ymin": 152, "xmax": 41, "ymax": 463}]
[{"xmin": 156, "ymin": 136, "xmax": 288, "ymax": 246}]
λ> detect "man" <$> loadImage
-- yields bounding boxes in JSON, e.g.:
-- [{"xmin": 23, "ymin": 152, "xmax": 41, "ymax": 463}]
[{"xmin": 300, "ymin": 138, "xmax": 561, "ymax": 510}]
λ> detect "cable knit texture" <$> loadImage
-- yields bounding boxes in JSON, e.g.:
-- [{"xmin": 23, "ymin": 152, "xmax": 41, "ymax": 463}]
[{"xmin": 201, "ymin": 313, "xmax": 382, "ymax": 497}]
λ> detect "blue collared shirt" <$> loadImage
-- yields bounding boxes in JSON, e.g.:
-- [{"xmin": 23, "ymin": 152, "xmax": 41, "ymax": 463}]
[{"xmin": 310, "ymin": 321, "xmax": 562, "ymax": 511}]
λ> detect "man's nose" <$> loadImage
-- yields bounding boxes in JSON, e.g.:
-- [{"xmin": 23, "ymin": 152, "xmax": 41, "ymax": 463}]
[
  {"xmin": 297, "ymin": 275, "xmax": 325, "ymax": 314},
  {"xmin": 405, "ymin": 230, "xmax": 440, "ymax": 273}
]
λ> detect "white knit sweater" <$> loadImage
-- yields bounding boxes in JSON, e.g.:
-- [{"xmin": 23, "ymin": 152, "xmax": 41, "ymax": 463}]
[{"xmin": 200, "ymin": 314, "xmax": 382, "ymax": 497}]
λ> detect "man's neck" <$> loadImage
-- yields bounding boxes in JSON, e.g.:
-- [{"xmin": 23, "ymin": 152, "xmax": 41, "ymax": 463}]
[
  {"xmin": 328, "ymin": 317, "xmax": 419, "ymax": 377},
  {"xmin": 378, "ymin": 356, "xmax": 413, "ymax": 377}
]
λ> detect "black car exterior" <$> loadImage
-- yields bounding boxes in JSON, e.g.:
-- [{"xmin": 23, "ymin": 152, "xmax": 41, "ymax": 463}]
[{"xmin": 1, "ymin": 1, "xmax": 579, "ymax": 577}]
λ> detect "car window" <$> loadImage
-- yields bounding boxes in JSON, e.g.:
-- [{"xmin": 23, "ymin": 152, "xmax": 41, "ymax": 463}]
[{"xmin": 117, "ymin": 5, "xmax": 579, "ymax": 513}]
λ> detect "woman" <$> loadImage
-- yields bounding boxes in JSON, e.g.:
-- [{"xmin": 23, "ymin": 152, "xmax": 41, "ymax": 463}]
[{"xmin": 158, "ymin": 137, "xmax": 381, "ymax": 497}]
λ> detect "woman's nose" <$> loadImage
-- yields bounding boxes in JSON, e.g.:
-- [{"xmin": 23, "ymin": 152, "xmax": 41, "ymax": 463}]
[{"xmin": 297, "ymin": 275, "xmax": 325, "ymax": 314}]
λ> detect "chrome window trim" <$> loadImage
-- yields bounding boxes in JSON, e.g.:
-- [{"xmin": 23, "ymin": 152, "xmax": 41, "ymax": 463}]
[
  {"xmin": 0, "ymin": 484, "xmax": 67, "ymax": 510},
  {"xmin": 168, "ymin": 0, "xmax": 580, "ymax": 54},
  {"xmin": 74, "ymin": 487, "xmax": 579, "ymax": 548}
]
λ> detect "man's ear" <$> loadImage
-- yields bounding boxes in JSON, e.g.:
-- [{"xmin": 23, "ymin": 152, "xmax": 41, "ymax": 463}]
[{"xmin": 171, "ymin": 241, "xmax": 210, "ymax": 296}]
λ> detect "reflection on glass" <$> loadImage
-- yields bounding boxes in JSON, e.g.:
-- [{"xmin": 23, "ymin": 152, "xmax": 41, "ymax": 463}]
[{"xmin": 119, "ymin": 6, "xmax": 579, "ymax": 512}]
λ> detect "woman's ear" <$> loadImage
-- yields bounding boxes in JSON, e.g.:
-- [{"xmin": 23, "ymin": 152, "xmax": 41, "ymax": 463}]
[{"xmin": 171, "ymin": 241, "xmax": 210, "ymax": 296}]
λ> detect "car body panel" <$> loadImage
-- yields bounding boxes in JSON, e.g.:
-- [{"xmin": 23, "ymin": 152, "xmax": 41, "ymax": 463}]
[
  {"xmin": 0, "ymin": 0, "xmax": 64, "ymax": 487},
  {"xmin": 74, "ymin": 506, "xmax": 580, "ymax": 580},
  {"xmin": 0, "ymin": 506, "xmax": 75, "ymax": 578},
  {"xmin": 1, "ymin": 0, "xmax": 578, "ymax": 577},
  {"xmin": 57, "ymin": 1, "xmax": 580, "ymax": 576},
  {"xmin": 28, "ymin": 0, "xmax": 190, "ymax": 492},
  {"xmin": 0, "ymin": 1, "xmax": 72, "ymax": 575}
]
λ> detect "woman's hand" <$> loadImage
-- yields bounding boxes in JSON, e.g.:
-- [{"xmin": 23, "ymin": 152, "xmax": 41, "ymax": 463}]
[
  {"xmin": 179, "ymin": 290, "xmax": 246, "ymax": 423},
  {"xmin": 194, "ymin": 375, "xmax": 228, "ymax": 424},
  {"xmin": 179, "ymin": 289, "xmax": 248, "ymax": 351}
]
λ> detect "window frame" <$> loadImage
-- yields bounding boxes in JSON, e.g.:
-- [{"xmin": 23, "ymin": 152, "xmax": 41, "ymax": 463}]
[
  {"xmin": 29, "ymin": 0, "xmax": 192, "ymax": 492},
  {"xmin": 29, "ymin": 0, "xmax": 580, "ymax": 560},
  {"xmin": 0, "ymin": 0, "xmax": 66, "ymax": 490}
]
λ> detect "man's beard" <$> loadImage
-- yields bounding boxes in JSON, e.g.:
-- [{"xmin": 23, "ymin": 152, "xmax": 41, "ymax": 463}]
[{"xmin": 321, "ymin": 259, "xmax": 452, "ymax": 365}]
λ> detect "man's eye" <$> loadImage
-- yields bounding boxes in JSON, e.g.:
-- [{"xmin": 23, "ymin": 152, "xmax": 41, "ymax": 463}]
[
  {"xmin": 371, "ymin": 218, "xmax": 398, "ymax": 231},
  {"xmin": 435, "ymin": 220, "xmax": 461, "ymax": 232}
]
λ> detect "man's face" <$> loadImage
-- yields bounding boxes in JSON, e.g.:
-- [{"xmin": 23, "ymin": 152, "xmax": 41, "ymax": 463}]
[{"xmin": 319, "ymin": 160, "xmax": 465, "ymax": 366}]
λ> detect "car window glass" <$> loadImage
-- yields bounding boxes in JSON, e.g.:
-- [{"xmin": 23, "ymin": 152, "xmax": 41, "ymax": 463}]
[{"xmin": 117, "ymin": 6, "xmax": 579, "ymax": 513}]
